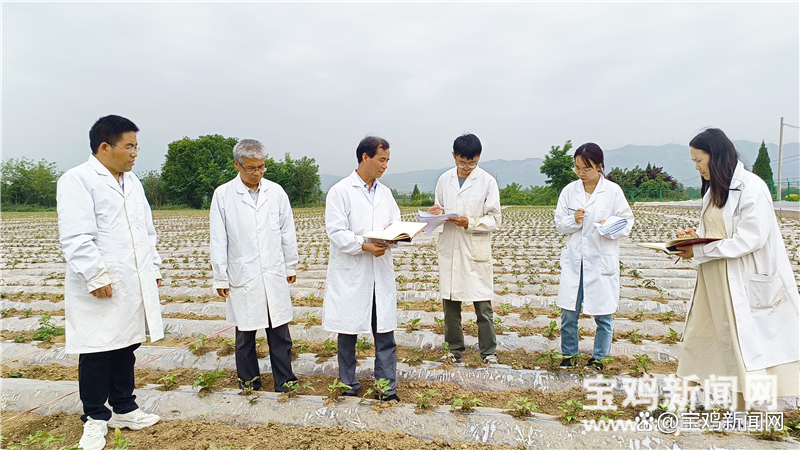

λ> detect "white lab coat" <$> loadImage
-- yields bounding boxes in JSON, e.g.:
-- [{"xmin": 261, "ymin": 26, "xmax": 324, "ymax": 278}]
[
  {"xmin": 323, "ymin": 171, "xmax": 401, "ymax": 334},
  {"xmin": 689, "ymin": 162, "xmax": 799, "ymax": 371},
  {"xmin": 57, "ymin": 156, "xmax": 163, "ymax": 354},
  {"xmin": 209, "ymin": 175, "xmax": 299, "ymax": 331},
  {"xmin": 433, "ymin": 167, "xmax": 502, "ymax": 301},
  {"xmin": 555, "ymin": 176, "xmax": 634, "ymax": 315}
]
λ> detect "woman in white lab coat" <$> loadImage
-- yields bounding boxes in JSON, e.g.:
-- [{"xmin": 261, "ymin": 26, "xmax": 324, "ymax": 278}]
[
  {"xmin": 554, "ymin": 143, "xmax": 634, "ymax": 371},
  {"xmin": 675, "ymin": 128, "xmax": 799, "ymax": 407}
]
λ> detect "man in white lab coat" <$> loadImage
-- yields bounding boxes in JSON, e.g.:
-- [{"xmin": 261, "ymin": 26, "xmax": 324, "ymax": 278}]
[
  {"xmin": 429, "ymin": 133, "xmax": 502, "ymax": 365},
  {"xmin": 210, "ymin": 139, "xmax": 300, "ymax": 393},
  {"xmin": 323, "ymin": 136, "xmax": 401, "ymax": 401},
  {"xmin": 57, "ymin": 115, "xmax": 162, "ymax": 450}
]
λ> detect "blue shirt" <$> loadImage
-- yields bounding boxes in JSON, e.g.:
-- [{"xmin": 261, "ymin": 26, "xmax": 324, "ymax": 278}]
[{"xmin": 355, "ymin": 170, "xmax": 378, "ymax": 204}]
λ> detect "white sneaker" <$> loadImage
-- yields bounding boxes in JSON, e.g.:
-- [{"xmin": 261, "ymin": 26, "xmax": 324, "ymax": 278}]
[
  {"xmin": 108, "ymin": 408, "xmax": 160, "ymax": 431},
  {"xmin": 483, "ymin": 355, "xmax": 499, "ymax": 365},
  {"xmin": 78, "ymin": 417, "xmax": 108, "ymax": 450}
]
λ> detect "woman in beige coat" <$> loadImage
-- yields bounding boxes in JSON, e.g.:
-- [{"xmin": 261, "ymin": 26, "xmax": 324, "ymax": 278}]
[{"xmin": 676, "ymin": 128, "xmax": 799, "ymax": 410}]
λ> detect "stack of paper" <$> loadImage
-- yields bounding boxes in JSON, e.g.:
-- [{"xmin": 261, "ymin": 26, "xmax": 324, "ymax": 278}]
[
  {"xmin": 416, "ymin": 210, "xmax": 460, "ymax": 234},
  {"xmin": 593, "ymin": 216, "xmax": 628, "ymax": 236}
]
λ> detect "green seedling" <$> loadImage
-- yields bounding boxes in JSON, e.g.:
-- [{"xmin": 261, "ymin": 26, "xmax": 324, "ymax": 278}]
[
  {"xmin": 658, "ymin": 310, "xmax": 677, "ymax": 323},
  {"xmin": 402, "ymin": 348, "xmax": 424, "ymax": 366},
  {"xmin": 374, "ymin": 378, "xmax": 391, "ymax": 400},
  {"xmin": 626, "ymin": 328, "xmax": 643, "ymax": 344},
  {"xmin": 542, "ymin": 320, "xmax": 559, "ymax": 339},
  {"xmin": 162, "ymin": 324, "xmax": 174, "ymax": 336},
  {"xmin": 219, "ymin": 337, "xmax": 235, "ymax": 347},
  {"xmin": 493, "ymin": 317, "xmax": 510, "ymax": 333},
  {"xmin": 29, "ymin": 313, "xmax": 65, "ymax": 342},
  {"xmin": 628, "ymin": 269, "xmax": 641, "ymax": 279},
  {"xmin": 157, "ymin": 374, "xmax": 177, "ymax": 390},
  {"xmin": 599, "ymin": 410, "xmax": 624, "ymax": 422},
  {"xmin": 111, "ymin": 428, "xmax": 136, "ymax": 449},
  {"xmin": 535, "ymin": 349, "xmax": 567, "ymax": 372},
  {"xmin": 302, "ymin": 311, "xmax": 320, "ymax": 327},
  {"xmin": 663, "ymin": 327, "xmax": 682, "ymax": 344},
  {"xmin": 291, "ymin": 339, "xmax": 308, "ymax": 356},
  {"xmin": 360, "ymin": 387, "xmax": 374, "ymax": 404},
  {"xmin": 505, "ymin": 397, "xmax": 541, "ymax": 418},
  {"xmin": 631, "ymin": 354, "xmax": 654, "ymax": 374},
  {"xmin": 189, "ymin": 333, "xmax": 208, "ymax": 351},
  {"xmin": 415, "ymin": 389, "xmax": 441, "ymax": 410},
  {"xmin": 6, "ymin": 430, "xmax": 65, "ymax": 450},
  {"xmin": 402, "ymin": 318, "xmax": 422, "ymax": 333},
  {"xmin": 451, "ymin": 393, "xmax": 483, "ymax": 413},
  {"xmin": 356, "ymin": 336, "xmax": 373, "ymax": 355},
  {"xmin": 321, "ymin": 338, "xmax": 337, "ymax": 357},
  {"xmin": 22, "ymin": 308, "xmax": 33, "ymax": 318},
  {"xmin": 192, "ymin": 369, "xmax": 228, "ymax": 395},
  {"xmin": 239, "ymin": 376, "xmax": 260, "ymax": 395},
  {"xmin": 557, "ymin": 400, "xmax": 585, "ymax": 423},
  {"xmin": 633, "ymin": 308, "xmax": 648, "ymax": 322},
  {"xmin": 327, "ymin": 378, "xmax": 352, "ymax": 401},
  {"xmin": 282, "ymin": 380, "xmax": 314, "ymax": 398},
  {"xmin": 498, "ymin": 303, "xmax": 512, "ymax": 315},
  {"xmin": 1, "ymin": 308, "xmax": 16, "ymax": 317}
]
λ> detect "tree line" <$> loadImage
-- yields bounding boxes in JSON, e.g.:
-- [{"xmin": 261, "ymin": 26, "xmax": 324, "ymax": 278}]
[{"xmin": 2, "ymin": 135, "xmax": 323, "ymax": 210}]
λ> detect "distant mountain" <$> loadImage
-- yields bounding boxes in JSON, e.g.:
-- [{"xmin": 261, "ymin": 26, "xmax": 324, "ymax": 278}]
[{"xmin": 321, "ymin": 141, "xmax": 799, "ymax": 192}]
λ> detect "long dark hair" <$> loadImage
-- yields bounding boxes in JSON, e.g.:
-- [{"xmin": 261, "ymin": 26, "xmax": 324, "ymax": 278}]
[
  {"xmin": 574, "ymin": 142, "xmax": 605, "ymax": 178},
  {"xmin": 689, "ymin": 128, "xmax": 740, "ymax": 208}
]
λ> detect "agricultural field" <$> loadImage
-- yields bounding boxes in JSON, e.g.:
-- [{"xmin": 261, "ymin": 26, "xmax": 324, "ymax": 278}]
[{"xmin": 2, "ymin": 205, "xmax": 800, "ymax": 449}]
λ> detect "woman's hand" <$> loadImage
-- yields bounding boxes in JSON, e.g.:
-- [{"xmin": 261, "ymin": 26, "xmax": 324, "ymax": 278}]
[
  {"xmin": 574, "ymin": 209, "xmax": 585, "ymax": 224},
  {"xmin": 676, "ymin": 228, "xmax": 698, "ymax": 238}
]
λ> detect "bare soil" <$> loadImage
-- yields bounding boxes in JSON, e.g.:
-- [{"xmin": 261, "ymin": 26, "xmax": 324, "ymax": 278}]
[{"xmin": 0, "ymin": 411, "xmax": 525, "ymax": 450}]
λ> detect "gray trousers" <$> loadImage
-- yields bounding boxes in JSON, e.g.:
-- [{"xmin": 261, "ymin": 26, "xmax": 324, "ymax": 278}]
[
  {"xmin": 337, "ymin": 294, "xmax": 397, "ymax": 396},
  {"xmin": 443, "ymin": 298, "xmax": 497, "ymax": 358},
  {"xmin": 235, "ymin": 321, "xmax": 296, "ymax": 392}
]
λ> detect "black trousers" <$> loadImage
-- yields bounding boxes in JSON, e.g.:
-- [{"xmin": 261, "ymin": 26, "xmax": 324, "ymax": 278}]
[
  {"xmin": 235, "ymin": 321, "xmax": 296, "ymax": 392},
  {"xmin": 78, "ymin": 343, "xmax": 140, "ymax": 422}
]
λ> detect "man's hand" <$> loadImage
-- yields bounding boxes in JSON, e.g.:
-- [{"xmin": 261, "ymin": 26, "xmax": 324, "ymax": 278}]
[
  {"xmin": 217, "ymin": 288, "xmax": 230, "ymax": 298},
  {"xmin": 287, "ymin": 275, "xmax": 296, "ymax": 284},
  {"xmin": 428, "ymin": 204, "xmax": 442, "ymax": 215},
  {"xmin": 156, "ymin": 279, "xmax": 162, "ymax": 287},
  {"xmin": 446, "ymin": 215, "xmax": 469, "ymax": 229},
  {"xmin": 676, "ymin": 228, "xmax": 698, "ymax": 238},
  {"xmin": 598, "ymin": 219, "xmax": 606, "ymax": 225},
  {"xmin": 362, "ymin": 241, "xmax": 388, "ymax": 257},
  {"xmin": 91, "ymin": 284, "xmax": 113, "ymax": 298},
  {"xmin": 574, "ymin": 209, "xmax": 586, "ymax": 224},
  {"xmin": 676, "ymin": 245, "xmax": 694, "ymax": 259}
]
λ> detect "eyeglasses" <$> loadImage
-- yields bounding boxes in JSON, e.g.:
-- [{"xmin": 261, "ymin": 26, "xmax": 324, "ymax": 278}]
[
  {"xmin": 112, "ymin": 144, "xmax": 140, "ymax": 154},
  {"xmin": 573, "ymin": 166, "xmax": 596, "ymax": 174},
  {"xmin": 456, "ymin": 161, "xmax": 479, "ymax": 169},
  {"xmin": 241, "ymin": 165, "xmax": 266, "ymax": 174}
]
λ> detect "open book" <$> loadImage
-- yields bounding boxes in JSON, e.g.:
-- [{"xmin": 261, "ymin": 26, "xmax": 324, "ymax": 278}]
[
  {"xmin": 638, "ymin": 237, "xmax": 722, "ymax": 254},
  {"xmin": 362, "ymin": 221, "xmax": 427, "ymax": 243}
]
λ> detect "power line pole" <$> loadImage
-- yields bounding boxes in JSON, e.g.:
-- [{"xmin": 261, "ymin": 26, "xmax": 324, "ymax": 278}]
[{"xmin": 778, "ymin": 117, "xmax": 784, "ymax": 201}]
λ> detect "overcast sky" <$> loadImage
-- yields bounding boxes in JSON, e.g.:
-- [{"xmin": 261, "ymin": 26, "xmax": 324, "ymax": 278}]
[{"xmin": 3, "ymin": 2, "xmax": 799, "ymax": 177}]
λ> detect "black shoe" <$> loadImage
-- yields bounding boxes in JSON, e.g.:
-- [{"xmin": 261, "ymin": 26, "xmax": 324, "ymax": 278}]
[
  {"xmin": 342, "ymin": 391, "xmax": 358, "ymax": 397},
  {"xmin": 378, "ymin": 393, "xmax": 401, "ymax": 402},
  {"xmin": 559, "ymin": 356, "xmax": 576, "ymax": 367},
  {"xmin": 586, "ymin": 358, "xmax": 604, "ymax": 371}
]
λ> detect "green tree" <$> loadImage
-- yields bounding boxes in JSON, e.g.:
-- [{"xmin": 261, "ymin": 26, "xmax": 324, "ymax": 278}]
[
  {"xmin": 161, "ymin": 135, "xmax": 239, "ymax": 208},
  {"xmin": 139, "ymin": 170, "xmax": 165, "ymax": 209},
  {"xmin": 1, "ymin": 158, "xmax": 61, "ymax": 208},
  {"xmin": 264, "ymin": 153, "xmax": 322, "ymax": 207},
  {"xmin": 499, "ymin": 182, "xmax": 528, "ymax": 205},
  {"xmin": 539, "ymin": 140, "xmax": 577, "ymax": 193},
  {"xmin": 606, "ymin": 163, "xmax": 684, "ymax": 201},
  {"xmin": 412, "ymin": 184, "xmax": 421, "ymax": 201},
  {"xmin": 752, "ymin": 140, "xmax": 774, "ymax": 191}
]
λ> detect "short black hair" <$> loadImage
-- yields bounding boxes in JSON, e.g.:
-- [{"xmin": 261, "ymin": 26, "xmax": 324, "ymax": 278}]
[
  {"xmin": 89, "ymin": 115, "xmax": 139, "ymax": 154},
  {"xmin": 356, "ymin": 136, "xmax": 390, "ymax": 163},
  {"xmin": 453, "ymin": 133, "xmax": 482, "ymax": 159}
]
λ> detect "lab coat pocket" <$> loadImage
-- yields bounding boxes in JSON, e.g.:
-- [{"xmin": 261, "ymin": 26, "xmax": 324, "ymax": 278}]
[
  {"xmin": 599, "ymin": 254, "xmax": 617, "ymax": 276},
  {"xmin": 747, "ymin": 272, "xmax": 787, "ymax": 309},
  {"xmin": 335, "ymin": 252, "xmax": 357, "ymax": 270},
  {"xmin": 468, "ymin": 198, "xmax": 485, "ymax": 217},
  {"xmin": 470, "ymin": 233, "xmax": 491, "ymax": 262},
  {"xmin": 227, "ymin": 257, "xmax": 246, "ymax": 288},
  {"xmin": 269, "ymin": 212, "xmax": 280, "ymax": 231}
]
